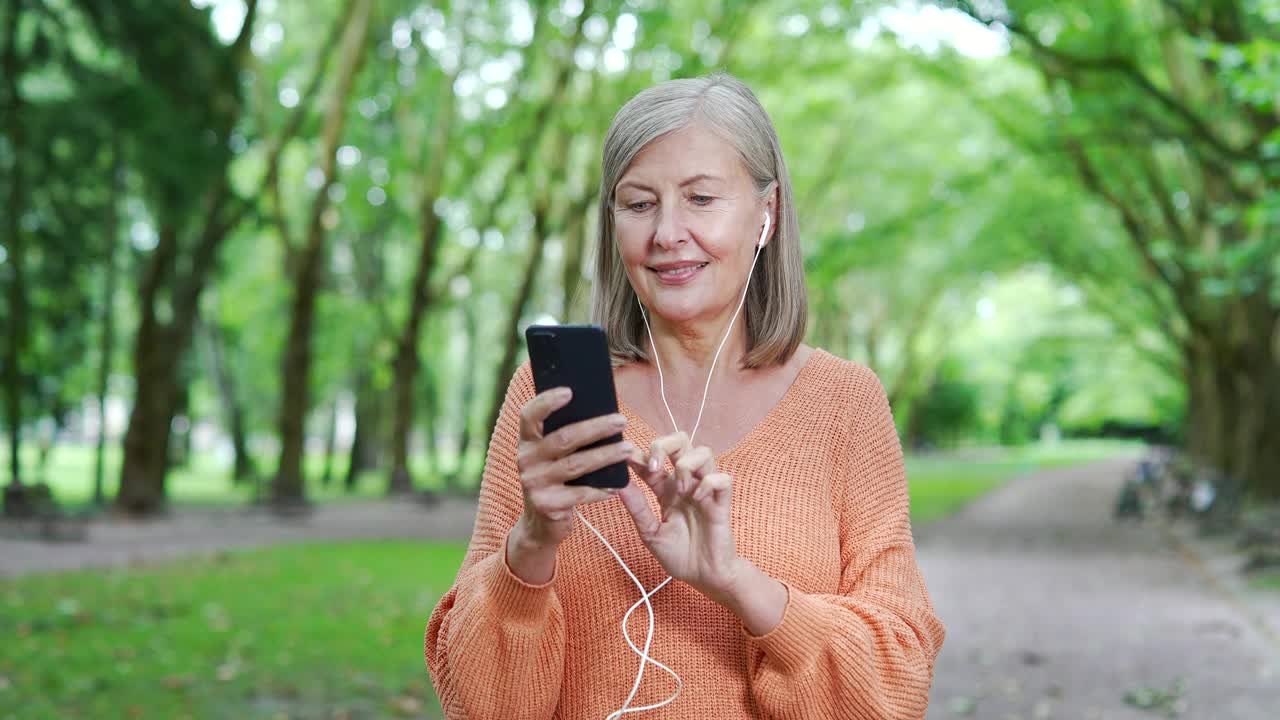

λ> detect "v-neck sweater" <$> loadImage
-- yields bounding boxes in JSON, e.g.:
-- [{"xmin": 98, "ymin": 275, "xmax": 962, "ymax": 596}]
[{"xmin": 425, "ymin": 348, "xmax": 946, "ymax": 719}]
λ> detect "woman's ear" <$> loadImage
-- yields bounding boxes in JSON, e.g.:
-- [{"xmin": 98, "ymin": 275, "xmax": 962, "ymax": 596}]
[{"xmin": 760, "ymin": 181, "xmax": 779, "ymax": 247}]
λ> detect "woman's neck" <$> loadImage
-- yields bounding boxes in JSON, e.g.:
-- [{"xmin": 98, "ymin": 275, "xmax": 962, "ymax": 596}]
[{"xmin": 645, "ymin": 312, "xmax": 749, "ymax": 398}]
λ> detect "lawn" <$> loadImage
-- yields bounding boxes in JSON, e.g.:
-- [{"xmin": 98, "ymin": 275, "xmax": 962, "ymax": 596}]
[
  {"xmin": 0, "ymin": 542, "xmax": 467, "ymax": 720},
  {"xmin": 0, "ymin": 439, "xmax": 1140, "ymax": 719},
  {"xmin": 1248, "ymin": 571, "xmax": 1280, "ymax": 592}
]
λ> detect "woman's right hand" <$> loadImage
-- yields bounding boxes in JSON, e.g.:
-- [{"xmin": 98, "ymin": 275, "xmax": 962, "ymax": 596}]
[{"xmin": 505, "ymin": 387, "xmax": 631, "ymax": 584}]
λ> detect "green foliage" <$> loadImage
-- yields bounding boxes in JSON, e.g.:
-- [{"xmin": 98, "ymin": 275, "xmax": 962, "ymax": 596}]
[
  {"xmin": 5, "ymin": 0, "xmax": 1234, "ymax": 504},
  {"xmin": 1249, "ymin": 570, "xmax": 1280, "ymax": 592},
  {"xmin": 907, "ymin": 356, "xmax": 982, "ymax": 449}
]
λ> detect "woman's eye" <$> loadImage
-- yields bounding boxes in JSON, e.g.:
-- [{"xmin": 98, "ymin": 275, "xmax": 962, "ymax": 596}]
[
  {"xmin": 627, "ymin": 201, "xmax": 652, "ymax": 211},
  {"xmin": 691, "ymin": 195, "xmax": 713, "ymax": 205}
]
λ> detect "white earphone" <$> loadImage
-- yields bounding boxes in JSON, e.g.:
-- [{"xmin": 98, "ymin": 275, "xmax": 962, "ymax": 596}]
[{"xmin": 578, "ymin": 207, "xmax": 772, "ymax": 718}]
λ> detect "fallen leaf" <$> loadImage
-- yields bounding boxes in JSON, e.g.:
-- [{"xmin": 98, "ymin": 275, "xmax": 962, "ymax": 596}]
[
  {"xmin": 948, "ymin": 695, "xmax": 977, "ymax": 716},
  {"xmin": 391, "ymin": 695, "xmax": 423, "ymax": 715}
]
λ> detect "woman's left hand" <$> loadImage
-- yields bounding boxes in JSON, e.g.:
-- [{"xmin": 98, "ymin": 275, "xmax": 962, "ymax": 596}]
[{"xmin": 619, "ymin": 432, "xmax": 744, "ymax": 603}]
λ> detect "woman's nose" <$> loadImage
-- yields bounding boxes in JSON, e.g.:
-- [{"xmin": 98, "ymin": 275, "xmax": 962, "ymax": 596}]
[{"xmin": 653, "ymin": 201, "xmax": 689, "ymax": 249}]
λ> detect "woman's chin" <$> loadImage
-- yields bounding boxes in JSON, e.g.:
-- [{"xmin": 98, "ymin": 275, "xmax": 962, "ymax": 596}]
[{"xmin": 640, "ymin": 295, "xmax": 712, "ymax": 325}]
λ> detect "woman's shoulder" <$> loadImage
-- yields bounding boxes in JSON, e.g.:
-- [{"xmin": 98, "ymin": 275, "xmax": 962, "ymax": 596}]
[{"xmin": 800, "ymin": 347, "xmax": 889, "ymax": 409}]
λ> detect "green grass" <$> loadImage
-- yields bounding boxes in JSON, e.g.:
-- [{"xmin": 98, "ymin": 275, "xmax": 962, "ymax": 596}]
[
  {"xmin": 1248, "ymin": 571, "xmax": 1280, "ymax": 592},
  {"xmin": 0, "ymin": 542, "xmax": 467, "ymax": 720}
]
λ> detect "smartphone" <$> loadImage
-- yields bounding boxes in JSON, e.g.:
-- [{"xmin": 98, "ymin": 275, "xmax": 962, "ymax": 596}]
[{"xmin": 524, "ymin": 324, "xmax": 629, "ymax": 488}]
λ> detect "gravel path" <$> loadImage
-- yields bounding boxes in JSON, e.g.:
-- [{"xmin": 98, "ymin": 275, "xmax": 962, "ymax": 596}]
[
  {"xmin": 3, "ymin": 460, "xmax": 1277, "ymax": 720},
  {"xmin": 919, "ymin": 458, "xmax": 1279, "ymax": 720}
]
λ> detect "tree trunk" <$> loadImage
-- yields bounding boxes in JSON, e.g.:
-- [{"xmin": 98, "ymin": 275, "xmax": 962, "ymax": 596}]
[
  {"xmin": 168, "ymin": 379, "xmax": 192, "ymax": 471},
  {"xmin": 344, "ymin": 367, "xmax": 383, "ymax": 491},
  {"xmin": 345, "ymin": 407, "xmax": 366, "ymax": 492},
  {"xmin": 2, "ymin": 0, "xmax": 28, "ymax": 502},
  {"xmin": 116, "ymin": 222, "xmax": 183, "ymax": 515},
  {"xmin": 482, "ymin": 202, "xmax": 554, "ymax": 446},
  {"xmin": 560, "ymin": 209, "xmax": 589, "ymax": 322},
  {"xmin": 1255, "ymin": 365, "xmax": 1280, "ymax": 501},
  {"xmin": 272, "ymin": 0, "xmax": 373, "ymax": 507},
  {"xmin": 93, "ymin": 142, "xmax": 122, "ymax": 506},
  {"xmin": 447, "ymin": 303, "xmax": 480, "ymax": 492},
  {"xmin": 424, "ymin": 365, "xmax": 441, "ymax": 478},
  {"xmin": 321, "ymin": 396, "xmax": 340, "ymax": 487},
  {"xmin": 387, "ymin": 205, "xmax": 445, "ymax": 495},
  {"xmin": 1182, "ymin": 313, "xmax": 1280, "ymax": 504},
  {"xmin": 201, "ymin": 313, "xmax": 256, "ymax": 484}
]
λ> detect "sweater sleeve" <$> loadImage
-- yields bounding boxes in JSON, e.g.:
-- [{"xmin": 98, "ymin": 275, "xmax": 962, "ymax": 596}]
[
  {"xmin": 744, "ymin": 366, "xmax": 946, "ymax": 720},
  {"xmin": 424, "ymin": 363, "xmax": 566, "ymax": 719}
]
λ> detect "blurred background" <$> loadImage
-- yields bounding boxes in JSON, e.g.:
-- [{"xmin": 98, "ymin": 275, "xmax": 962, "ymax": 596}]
[{"xmin": 1, "ymin": 0, "xmax": 1278, "ymax": 718}]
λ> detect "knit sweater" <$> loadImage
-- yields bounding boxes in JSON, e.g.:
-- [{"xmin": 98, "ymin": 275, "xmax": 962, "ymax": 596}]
[{"xmin": 424, "ymin": 348, "xmax": 945, "ymax": 719}]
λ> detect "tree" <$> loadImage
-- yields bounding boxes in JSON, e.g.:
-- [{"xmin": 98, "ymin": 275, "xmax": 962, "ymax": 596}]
[
  {"xmin": 107, "ymin": 0, "xmax": 260, "ymax": 515},
  {"xmin": 949, "ymin": 0, "xmax": 1280, "ymax": 501},
  {"xmin": 271, "ymin": 0, "xmax": 374, "ymax": 508}
]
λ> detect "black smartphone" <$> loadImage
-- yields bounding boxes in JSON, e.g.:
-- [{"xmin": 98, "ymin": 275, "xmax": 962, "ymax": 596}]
[{"xmin": 524, "ymin": 324, "xmax": 629, "ymax": 489}]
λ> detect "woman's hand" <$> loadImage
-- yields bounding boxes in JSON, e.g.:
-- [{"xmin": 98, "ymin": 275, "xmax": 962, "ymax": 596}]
[
  {"xmin": 618, "ymin": 432, "xmax": 745, "ymax": 603},
  {"xmin": 507, "ymin": 388, "xmax": 633, "ymax": 584}
]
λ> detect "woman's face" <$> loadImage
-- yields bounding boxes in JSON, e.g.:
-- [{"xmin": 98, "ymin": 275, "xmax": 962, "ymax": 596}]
[{"xmin": 612, "ymin": 125, "xmax": 773, "ymax": 329}]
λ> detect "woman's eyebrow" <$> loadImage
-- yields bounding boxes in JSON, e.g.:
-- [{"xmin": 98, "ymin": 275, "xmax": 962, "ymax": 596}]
[
  {"xmin": 678, "ymin": 173, "xmax": 723, "ymax": 187},
  {"xmin": 615, "ymin": 180, "xmax": 652, "ymax": 193}
]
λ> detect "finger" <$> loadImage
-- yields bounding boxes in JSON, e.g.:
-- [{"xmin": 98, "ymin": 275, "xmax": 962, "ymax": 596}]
[
  {"xmin": 520, "ymin": 387, "xmax": 572, "ymax": 440},
  {"xmin": 617, "ymin": 482, "xmax": 660, "ymax": 539},
  {"xmin": 629, "ymin": 462, "xmax": 674, "ymax": 508},
  {"xmin": 626, "ymin": 445, "xmax": 652, "ymax": 476},
  {"xmin": 534, "ymin": 483, "xmax": 619, "ymax": 513},
  {"xmin": 546, "ymin": 440, "xmax": 634, "ymax": 485},
  {"xmin": 538, "ymin": 412, "xmax": 627, "ymax": 462},
  {"xmin": 675, "ymin": 446, "xmax": 715, "ymax": 496},
  {"xmin": 692, "ymin": 471, "xmax": 732, "ymax": 505},
  {"xmin": 646, "ymin": 432, "xmax": 690, "ymax": 475}
]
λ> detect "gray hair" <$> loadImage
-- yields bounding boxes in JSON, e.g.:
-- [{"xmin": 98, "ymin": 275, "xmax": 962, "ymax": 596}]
[{"xmin": 590, "ymin": 72, "xmax": 807, "ymax": 369}]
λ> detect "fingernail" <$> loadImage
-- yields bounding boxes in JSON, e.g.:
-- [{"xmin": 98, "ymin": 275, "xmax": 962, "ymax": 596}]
[
  {"xmin": 558, "ymin": 388, "xmax": 572, "ymax": 399},
  {"xmin": 611, "ymin": 414, "xmax": 627, "ymax": 427},
  {"xmin": 648, "ymin": 457, "xmax": 660, "ymax": 473},
  {"xmin": 620, "ymin": 441, "xmax": 634, "ymax": 452}
]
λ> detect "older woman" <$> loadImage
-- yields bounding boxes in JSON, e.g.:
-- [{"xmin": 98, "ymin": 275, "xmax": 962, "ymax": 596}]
[{"xmin": 425, "ymin": 73, "xmax": 945, "ymax": 719}]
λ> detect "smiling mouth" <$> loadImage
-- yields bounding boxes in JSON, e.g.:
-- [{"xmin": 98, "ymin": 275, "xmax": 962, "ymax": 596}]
[{"xmin": 651, "ymin": 262, "xmax": 709, "ymax": 283}]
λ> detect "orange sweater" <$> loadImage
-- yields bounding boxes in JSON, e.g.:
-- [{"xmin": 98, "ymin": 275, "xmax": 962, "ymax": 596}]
[{"xmin": 425, "ymin": 349, "xmax": 945, "ymax": 719}]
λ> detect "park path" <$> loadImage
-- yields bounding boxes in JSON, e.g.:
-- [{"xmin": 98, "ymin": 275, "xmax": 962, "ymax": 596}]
[
  {"xmin": 2, "ymin": 460, "xmax": 1278, "ymax": 720},
  {"xmin": 919, "ymin": 458, "xmax": 1279, "ymax": 720}
]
